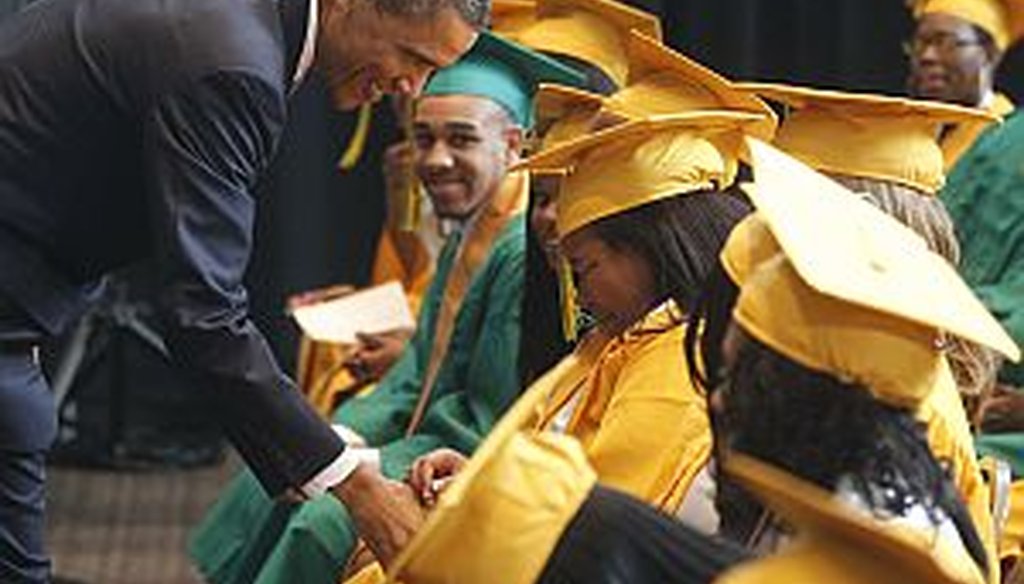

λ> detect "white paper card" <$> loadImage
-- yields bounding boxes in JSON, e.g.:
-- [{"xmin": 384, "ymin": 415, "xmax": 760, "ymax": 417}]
[{"xmin": 291, "ymin": 281, "xmax": 415, "ymax": 344}]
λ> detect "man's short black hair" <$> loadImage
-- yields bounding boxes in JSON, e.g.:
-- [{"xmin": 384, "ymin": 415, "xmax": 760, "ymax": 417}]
[{"xmin": 374, "ymin": 0, "xmax": 491, "ymax": 29}]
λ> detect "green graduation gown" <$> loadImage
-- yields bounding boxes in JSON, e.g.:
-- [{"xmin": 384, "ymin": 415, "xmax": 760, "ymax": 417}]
[
  {"xmin": 941, "ymin": 109, "xmax": 1024, "ymax": 470},
  {"xmin": 188, "ymin": 215, "xmax": 526, "ymax": 584}
]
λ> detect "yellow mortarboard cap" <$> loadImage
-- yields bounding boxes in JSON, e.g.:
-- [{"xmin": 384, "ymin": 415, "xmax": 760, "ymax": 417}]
[
  {"xmin": 389, "ymin": 362, "xmax": 598, "ymax": 584},
  {"xmin": 733, "ymin": 137, "xmax": 1020, "ymax": 408},
  {"xmin": 721, "ymin": 454, "xmax": 988, "ymax": 584},
  {"xmin": 490, "ymin": 0, "xmax": 537, "ymax": 32},
  {"xmin": 739, "ymin": 82, "xmax": 999, "ymax": 194},
  {"xmin": 603, "ymin": 32, "xmax": 776, "ymax": 140},
  {"xmin": 532, "ymin": 83, "xmax": 609, "ymax": 151},
  {"xmin": 911, "ymin": 0, "xmax": 1024, "ymax": 50},
  {"xmin": 534, "ymin": 33, "xmax": 777, "ymax": 142},
  {"xmin": 531, "ymin": 33, "xmax": 776, "ymax": 186},
  {"xmin": 719, "ymin": 211, "xmax": 780, "ymax": 286},
  {"xmin": 490, "ymin": 0, "xmax": 662, "ymax": 88},
  {"xmin": 514, "ymin": 112, "xmax": 766, "ymax": 238}
]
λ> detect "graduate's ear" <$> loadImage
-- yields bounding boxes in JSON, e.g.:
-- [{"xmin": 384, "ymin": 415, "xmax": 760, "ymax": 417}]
[{"xmin": 503, "ymin": 125, "xmax": 526, "ymax": 163}]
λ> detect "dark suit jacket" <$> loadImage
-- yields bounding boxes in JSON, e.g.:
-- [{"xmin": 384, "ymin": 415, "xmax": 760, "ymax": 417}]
[{"xmin": 0, "ymin": 0, "xmax": 344, "ymax": 495}]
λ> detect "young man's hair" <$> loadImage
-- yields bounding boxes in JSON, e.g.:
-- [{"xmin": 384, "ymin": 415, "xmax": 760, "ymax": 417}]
[
  {"xmin": 586, "ymin": 189, "xmax": 752, "ymax": 315},
  {"xmin": 374, "ymin": 0, "xmax": 490, "ymax": 29}
]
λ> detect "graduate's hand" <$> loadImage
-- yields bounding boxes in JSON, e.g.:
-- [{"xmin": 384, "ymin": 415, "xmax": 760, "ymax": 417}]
[
  {"xmin": 980, "ymin": 384, "xmax": 1024, "ymax": 433},
  {"xmin": 407, "ymin": 448, "xmax": 468, "ymax": 507},
  {"xmin": 344, "ymin": 330, "xmax": 411, "ymax": 382},
  {"xmin": 332, "ymin": 463, "xmax": 425, "ymax": 568}
]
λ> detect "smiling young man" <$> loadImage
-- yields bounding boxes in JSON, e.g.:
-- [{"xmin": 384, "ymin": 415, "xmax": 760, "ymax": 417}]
[
  {"xmin": 0, "ymin": 0, "xmax": 485, "ymax": 581},
  {"xmin": 188, "ymin": 32, "xmax": 584, "ymax": 584}
]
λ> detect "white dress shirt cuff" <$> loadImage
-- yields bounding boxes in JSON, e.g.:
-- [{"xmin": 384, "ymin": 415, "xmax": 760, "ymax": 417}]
[
  {"xmin": 300, "ymin": 447, "xmax": 382, "ymax": 498},
  {"xmin": 301, "ymin": 448, "xmax": 361, "ymax": 498}
]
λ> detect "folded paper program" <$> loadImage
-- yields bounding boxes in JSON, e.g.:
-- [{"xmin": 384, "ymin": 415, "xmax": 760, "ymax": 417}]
[{"xmin": 291, "ymin": 281, "xmax": 416, "ymax": 344}]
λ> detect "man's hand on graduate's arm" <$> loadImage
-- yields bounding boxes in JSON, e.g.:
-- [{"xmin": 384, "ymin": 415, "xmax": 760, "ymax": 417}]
[
  {"xmin": 332, "ymin": 462, "xmax": 426, "ymax": 568},
  {"xmin": 345, "ymin": 330, "xmax": 411, "ymax": 383},
  {"xmin": 407, "ymin": 448, "xmax": 469, "ymax": 508},
  {"xmin": 979, "ymin": 384, "xmax": 1024, "ymax": 433}
]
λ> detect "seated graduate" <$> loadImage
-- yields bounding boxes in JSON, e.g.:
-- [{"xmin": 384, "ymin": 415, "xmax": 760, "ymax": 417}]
[
  {"xmin": 698, "ymin": 137, "xmax": 1022, "ymax": 584},
  {"xmin": 739, "ymin": 82, "xmax": 1003, "ymax": 403},
  {"xmin": 187, "ymin": 33, "xmax": 586, "ymax": 584},
  {"xmin": 404, "ymin": 108, "xmax": 764, "ymax": 517},
  {"xmin": 488, "ymin": 0, "xmax": 664, "ymax": 384},
  {"xmin": 727, "ymin": 82, "xmax": 1004, "ymax": 577}
]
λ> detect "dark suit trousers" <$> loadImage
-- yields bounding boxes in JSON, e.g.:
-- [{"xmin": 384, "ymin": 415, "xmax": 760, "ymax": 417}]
[{"xmin": 0, "ymin": 297, "xmax": 56, "ymax": 583}]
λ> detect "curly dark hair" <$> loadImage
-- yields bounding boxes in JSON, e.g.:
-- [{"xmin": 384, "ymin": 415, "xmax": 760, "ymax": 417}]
[{"xmin": 711, "ymin": 336, "xmax": 989, "ymax": 576}]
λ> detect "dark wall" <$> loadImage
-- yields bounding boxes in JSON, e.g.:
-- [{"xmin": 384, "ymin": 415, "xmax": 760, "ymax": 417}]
[
  {"xmin": 3, "ymin": 0, "xmax": 1021, "ymax": 370},
  {"xmin": 185, "ymin": 1, "xmax": 1024, "ymax": 369},
  {"xmin": 634, "ymin": 0, "xmax": 1024, "ymax": 99},
  {"xmin": 245, "ymin": 80, "xmax": 397, "ymax": 370}
]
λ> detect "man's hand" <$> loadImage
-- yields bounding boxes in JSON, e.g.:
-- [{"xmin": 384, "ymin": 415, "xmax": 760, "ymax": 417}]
[
  {"xmin": 407, "ymin": 448, "xmax": 468, "ymax": 507},
  {"xmin": 344, "ymin": 330, "xmax": 411, "ymax": 383},
  {"xmin": 332, "ymin": 463, "xmax": 425, "ymax": 568},
  {"xmin": 980, "ymin": 385, "xmax": 1024, "ymax": 433}
]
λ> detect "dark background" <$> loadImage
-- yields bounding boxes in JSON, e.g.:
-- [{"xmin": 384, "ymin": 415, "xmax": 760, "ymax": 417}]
[
  {"xmin": 3, "ymin": 0, "xmax": 1022, "ymax": 370},
  {"xmin": 250, "ymin": 0, "xmax": 1024, "ymax": 371}
]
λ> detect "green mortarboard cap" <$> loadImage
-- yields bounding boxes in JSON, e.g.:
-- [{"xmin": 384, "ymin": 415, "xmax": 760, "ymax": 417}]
[{"xmin": 423, "ymin": 31, "xmax": 587, "ymax": 127}]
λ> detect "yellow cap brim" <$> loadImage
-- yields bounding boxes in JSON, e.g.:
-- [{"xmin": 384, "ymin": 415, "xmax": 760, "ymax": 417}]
[
  {"xmin": 724, "ymin": 453, "xmax": 987, "ymax": 584},
  {"xmin": 605, "ymin": 32, "xmax": 777, "ymax": 141},
  {"xmin": 744, "ymin": 136, "xmax": 1021, "ymax": 362},
  {"xmin": 534, "ymin": 83, "xmax": 607, "ymax": 127},
  {"xmin": 516, "ymin": 111, "xmax": 767, "ymax": 173},
  {"xmin": 739, "ymin": 82, "xmax": 1000, "ymax": 125}
]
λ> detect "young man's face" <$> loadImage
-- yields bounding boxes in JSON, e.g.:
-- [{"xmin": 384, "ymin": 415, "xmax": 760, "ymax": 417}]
[
  {"xmin": 906, "ymin": 12, "xmax": 998, "ymax": 107},
  {"xmin": 316, "ymin": 0, "xmax": 477, "ymax": 110},
  {"xmin": 412, "ymin": 95, "xmax": 521, "ymax": 220}
]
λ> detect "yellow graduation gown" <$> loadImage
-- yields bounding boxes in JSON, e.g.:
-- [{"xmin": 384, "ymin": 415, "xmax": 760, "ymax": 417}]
[
  {"xmin": 387, "ymin": 354, "xmax": 603, "ymax": 584},
  {"xmin": 535, "ymin": 302, "xmax": 711, "ymax": 511},
  {"xmin": 344, "ymin": 303, "xmax": 710, "ymax": 584},
  {"xmin": 714, "ymin": 455, "xmax": 987, "ymax": 584},
  {"xmin": 916, "ymin": 359, "xmax": 999, "ymax": 582}
]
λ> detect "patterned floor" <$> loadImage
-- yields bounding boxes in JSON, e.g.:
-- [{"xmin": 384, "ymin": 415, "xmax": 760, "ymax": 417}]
[{"xmin": 47, "ymin": 456, "xmax": 238, "ymax": 584}]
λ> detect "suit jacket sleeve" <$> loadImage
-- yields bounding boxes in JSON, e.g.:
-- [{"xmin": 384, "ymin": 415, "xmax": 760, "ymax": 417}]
[{"xmin": 141, "ymin": 71, "xmax": 343, "ymax": 495}]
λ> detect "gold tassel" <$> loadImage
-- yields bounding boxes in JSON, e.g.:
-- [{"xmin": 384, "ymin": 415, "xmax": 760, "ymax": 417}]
[
  {"xmin": 557, "ymin": 256, "xmax": 579, "ymax": 342},
  {"xmin": 396, "ymin": 98, "xmax": 422, "ymax": 232},
  {"xmin": 337, "ymin": 103, "xmax": 373, "ymax": 171}
]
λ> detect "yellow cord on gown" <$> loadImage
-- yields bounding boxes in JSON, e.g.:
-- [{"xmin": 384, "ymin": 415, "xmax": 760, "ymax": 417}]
[
  {"xmin": 337, "ymin": 102, "xmax": 373, "ymax": 171},
  {"xmin": 558, "ymin": 256, "xmax": 579, "ymax": 342}
]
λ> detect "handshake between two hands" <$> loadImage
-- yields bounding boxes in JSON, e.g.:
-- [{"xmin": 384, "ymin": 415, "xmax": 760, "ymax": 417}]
[{"xmin": 330, "ymin": 448, "xmax": 469, "ymax": 569}]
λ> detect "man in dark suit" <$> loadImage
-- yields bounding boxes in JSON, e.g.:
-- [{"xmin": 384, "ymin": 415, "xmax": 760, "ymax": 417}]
[{"xmin": 0, "ymin": 0, "xmax": 486, "ymax": 580}]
